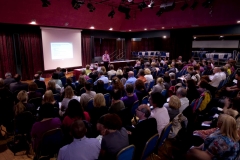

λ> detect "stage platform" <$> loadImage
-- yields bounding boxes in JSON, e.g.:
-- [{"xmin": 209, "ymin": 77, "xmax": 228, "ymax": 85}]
[{"xmin": 73, "ymin": 60, "xmax": 136, "ymax": 79}]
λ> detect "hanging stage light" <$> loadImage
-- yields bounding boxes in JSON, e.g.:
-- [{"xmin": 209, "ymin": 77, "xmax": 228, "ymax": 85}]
[
  {"xmin": 108, "ymin": 9, "xmax": 115, "ymax": 18},
  {"xmin": 41, "ymin": 0, "xmax": 50, "ymax": 7}
]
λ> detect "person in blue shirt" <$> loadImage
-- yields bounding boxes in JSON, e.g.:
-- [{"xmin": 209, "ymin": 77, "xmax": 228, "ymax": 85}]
[
  {"xmin": 94, "ymin": 71, "xmax": 109, "ymax": 85},
  {"xmin": 124, "ymin": 71, "xmax": 137, "ymax": 88}
]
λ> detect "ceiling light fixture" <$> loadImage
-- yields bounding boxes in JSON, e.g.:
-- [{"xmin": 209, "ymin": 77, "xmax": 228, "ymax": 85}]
[
  {"xmin": 109, "ymin": 28, "xmax": 113, "ymax": 30},
  {"xmin": 108, "ymin": 9, "xmax": 115, "ymax": 18},
  {"xmin": 71, "ymin": 0, "xmax": 84, "ymax": 10},
  {"xmin": 138, "ymin": 1, "xmax": 147, "ymax": 11},
  {"xmin": 194, "ymin": 37, "xmax": 197, "ymax": 39},
  {"xmin": 163, "ymin": 36, "xmax": 167, "ymax": 39},
  {"xmin": 41, "ymin": 0, "xmax": 50, "ymax": 7},
  {"xmin": 87, "ymin": 2, "xmax": 95, "ymax": 12},
  {"xmin": 181, "ymin": 1, "xmax": 188, "ymax": 11},
  {"xmin": 237, "ymin": 21, "xmax": 240, "ymax": 23},
  {"xmin": 144, "ymin": 28, "xmax": 147, "ymax": 30},
  {"xmin": 90, "ymin": 26, "xmax": 95, "ymax": 29},
  {"xmin": 190, "ymin": 0, "xmax": 198, "ymax": 9},
  {"xmin": 162, "ymin": 27, "xmax": 164, "ymax": 29},
  {"xmin": 220, "ymin": 36, "xmax": 224, "ymax": 38},
  {"xmin": 30, "ymin": 19, "xmax": 36, "ymax": 25},
  {"xmin": 129, "ymin": 30, "xmax": 131, "ymax": 31},
  {"xmin": 148, "ymin": 0, "xmax": 154, "ymax": 8}
]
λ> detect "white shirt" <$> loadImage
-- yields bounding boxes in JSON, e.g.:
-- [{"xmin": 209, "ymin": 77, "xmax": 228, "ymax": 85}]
[
  {"xmin": 102, "ymin": 54, "xmax": 110, "ymax": 62},
  {"xmin": 58, "ymin": 137, "xmax": 100, "ymax": 160},
  {"xmin": 150, "ymin": 107, "xmax": 170, "ymax": 136},
  {"xmin": 219, "ymin": 72, "xmax": 226, "ymax": 80},
  {"xmin": 108, "ymin": 70, "xmax": 117, "ymax": 78},
  {"xmin": 209, "ymin": 72, "xmax": 223, "ymax": 88},
  {"xmin": 144, "ymin": 75, "xmax": 154, "ymax": 83},
  {"xmin": 179, "ymin": 97, "xmax": 189, "ymax": 113}
]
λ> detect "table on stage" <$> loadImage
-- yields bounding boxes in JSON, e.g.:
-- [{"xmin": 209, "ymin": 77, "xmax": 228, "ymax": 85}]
[{"xmin": 73, "ymin": 60, "xmax": 136, "ymax": 79}]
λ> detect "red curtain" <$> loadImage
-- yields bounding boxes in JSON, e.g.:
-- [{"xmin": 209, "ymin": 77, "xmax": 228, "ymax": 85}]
[
  {"xmin": 0, "ymin": 32, "xmax": 16, "ymax": 78},
  {"xmin": 19, "ymin": 31, "xmax": 44, "ymax": 80},
  {"xmin": 82, "ymin": 35, "xmax": 91, "ymax": 67}
]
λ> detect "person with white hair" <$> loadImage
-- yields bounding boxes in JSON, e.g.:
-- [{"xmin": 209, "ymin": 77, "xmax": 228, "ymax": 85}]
[{"xmin": 4, "ymin": 72, "xmax": 15, "ymax": 87}]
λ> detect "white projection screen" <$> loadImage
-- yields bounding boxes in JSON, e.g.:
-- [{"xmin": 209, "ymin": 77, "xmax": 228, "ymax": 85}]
[{"xmin": 41, "ymin": 27, "xmax": 82, "ymax": 70}]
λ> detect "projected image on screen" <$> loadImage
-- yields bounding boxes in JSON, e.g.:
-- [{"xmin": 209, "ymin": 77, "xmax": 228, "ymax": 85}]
[{"xmin": 51, "ymin": 43, "xmax": 73, "ymax": 60}]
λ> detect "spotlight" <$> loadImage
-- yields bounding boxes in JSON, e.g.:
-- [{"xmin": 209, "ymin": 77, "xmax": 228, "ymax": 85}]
[
  {"xmin": 108, "ymin": 9, "xmax": 115, "ymax": 18},
  {"xmin": 202, "ymin": 0, "xmax": 213, "ymax": 8},
  {"xmin": 87, "ymin": 3, "xmax": 95, "ymax": 12},
  {"xmin": 41, "ymin": 0, "xmax": 50, "ymax": 7},
  {"xmin": 71, "ymin": 0, "xmax": 84, "ymax": 10},
  {"xmin": 181, "ymin": 2, "xmax": 188, "ymax": 10},
  {"xmin": 138, "ymin": 1, "xmax": 147, "ymax": 11},
  {"xmin": 190, "ymin": 0, "xmax": 198, "ymax": 9},
  {"xmin": 156, "ymin": 8, "xmax": 163, "ymax": 16},
  {"xmin": 148, "ymin": 1, "xmax": 154, "ymax": 8}
]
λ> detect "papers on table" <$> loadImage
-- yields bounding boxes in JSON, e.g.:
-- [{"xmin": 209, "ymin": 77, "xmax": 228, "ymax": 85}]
[{"xmin": 209, "ymin": 75, "xmax": 214, "ymax": 81}]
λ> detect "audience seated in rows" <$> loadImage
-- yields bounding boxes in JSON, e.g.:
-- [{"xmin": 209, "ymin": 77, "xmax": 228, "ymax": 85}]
[
  {"xmin": 51, "ymin": 72, "xmax": 63, "ymax": 88},
  {"xmin": 124, "ymin": 71, "xmax": 137, "ymax": 87},
  {"xmin": 4, "ymin": 72, "xmax": 15, "ymax": 88},
  {"xmin": 152, "ymin": 77, "xmax": 165, "ymax": 93},
  {"xmin": 10, "ymin": 74, "xmax": 28, "ymax": 93},
  {"xmin": 121, "ymin": 84, "xmax": 138, "ymax": 109},
  {"xmin": 109, "ymin": 90, "xmax": 125, "ymax": 113},
  {"xmin": 135, "ymin": 79, "xmax": 148, "ymax": 104},
  {"xmin": 107, "ymin": 64, "xmax": 116, "ymax": 79},
  {"xmin": 137, "ymin": 69, "xmax": 147, "ymax": 83}
]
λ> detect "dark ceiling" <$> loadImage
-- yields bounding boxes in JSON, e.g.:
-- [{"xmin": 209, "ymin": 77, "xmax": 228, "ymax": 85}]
[{"xmin": 0, "ymin": 0, "xmax": 239, "ymax": 31}]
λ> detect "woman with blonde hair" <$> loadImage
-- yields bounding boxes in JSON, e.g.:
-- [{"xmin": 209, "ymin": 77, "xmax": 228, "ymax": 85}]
[
  {"xmin": 144, "ymin": 68, "xmax": 153, "ymax": 83},
  {"xmin": 14, "ymin": 90, "xmax": 35, "ymax": 116},
  {"xmin": 85, "ymin": 64, "xmax": 92, "ymax": 75},
  {"xmin": 75, "ymin": 75, "xmax": 86, "ymax": 96},
  {"xmin": 90, "ymin": 93, "xmax": 108, "ymax": 130},
  {"xmin": 152, "ymin": 77, "xmax": 165, "ymax": 93},
  {"xmin": 42, "ymin": 90, "xmax": 59, "ymax": 107},
  {"xmin": 187, "ymin": 114, "xmax": 239, "ymax": 160},
  {"xmin": 60, "ymin": 86, "xmax": 80, "ymax": 116},
  {"xmin": 81, "ymin": 69, "xmax": 90, "ymax": 81},
  {"xmin": 164, "ymin": 95, "xmax": 180, "ymax": 120},
  {"xmin": 101, "ymin": 66, "xmax": 107, "ymax": 75}
]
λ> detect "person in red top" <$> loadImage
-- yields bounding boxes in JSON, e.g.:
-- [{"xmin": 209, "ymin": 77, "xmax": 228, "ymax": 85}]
[
  {"xmin": 102, "ymin": 50, "xmax": 110, "ymax": 71},
  {"xmin": 63, "ymin": 99, "xmax": 90, "ymax": 129}
]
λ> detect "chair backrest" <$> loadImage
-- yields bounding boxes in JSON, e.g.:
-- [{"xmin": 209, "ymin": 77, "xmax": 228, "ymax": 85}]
[
  {"xmin": 87, "ymin": 78, "xmax": 93, "ymax": 84},
  {"xmin": 60, "ymin": 76, "xmax": 67, "ymax": 86},
  {"xmin": 116, "ymin": 144, "xmax": 135, "ymax": 160},
  {"xmin": 141, "ymin": 133, "xmax": 159, "ymax": 160},
  {"xmin": 217, "ymin": 80, "xmax": 225, "ymax": 90},
  {"xmin": 157, "ymin": 122, "xmax": 172, "ymax": 149},
  {"xmin": 161, "ymin": 89, "xmax": 167, "ymax": 97},
  {"xmin": 131, "ymin": 100, "xmax": 139, "ymax": 115},
  {"xmin": 53, "ymin": 93, "xmax": 60, "ymax": 102},
  {"xmin": 28, "ymin": 97, "xmax": 42, "ymax": 109},
  {"xmin": 86, "ymin": 98, "xmax": 94, "ymax": 112},
  {"xmin": 142, "ymin": 96, "xmax": 149, "ymax": 104},
  {"xmin": 144, "ymin": 82, "xmax": 149, "ymax": 90},
  {"xmin": 38, "ymin": 128, "xmax": 63, "ymax": 157},
  {"xmin": 104, "ymin": 93, "xmax": 111, "ymax": 107},
  {"xmin": 148, "ymin": 80, "xmax": 155, "ymax": 91},
  {"xmin": 15, "ymin": 111, "xmax": 34, "ymax": 134}
]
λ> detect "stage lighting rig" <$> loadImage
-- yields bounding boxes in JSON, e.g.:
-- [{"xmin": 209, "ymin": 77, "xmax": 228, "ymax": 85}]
[
  {"xmin": 108, "ymin": 9, "xmax": 115, "ymax": 18},
  {"xmin": 71, "ymin": 0, "xmax": 84, "ymax": 10},
  {"xmin": 87, "ymin": 2, "xmax": 96, "ymax": 12}
]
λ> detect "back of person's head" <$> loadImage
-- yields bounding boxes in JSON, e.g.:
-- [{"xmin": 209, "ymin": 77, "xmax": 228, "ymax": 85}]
[
  {"xmin": 14, "ymin": 90, "xmax": 28, "ymax": 115},
  {"xmin": 150, "ymin": 92, "xmax": 166, "ymax": 108},
  {"xmin": 101, "ymin": 66, "xmax": 106, "ymax": 74},
  {"xmin": 128, "ymin": 71, "xmax": 134, "ymax": 77},
  {"xmin": 138, "ymin": 104, "xmax": 151, "ymax": 118},
  {"xmin": 64, "ymin": 86, "xmax": 74, "ymax": 98},
  {"xmin": 102, "ymin": 113, "xmax": 122, "ymax": 130},
  {"xmin": 126, "ymin": 84, "xmax": 134, "ymax": 94},
  {"xmin": 56, "ymin": 67, "xmax": 61, "ymax": 72},
  {"xmin": 98, "ymin": 70, "xmax": 104, "ymax": 76},
  {"xmin": 37, "ymin": 71, "xmax": 43, "ymax": 76},
  {"xmin": 93, "ymin": 93, "xmax": 106, "ymax": 107},
  {"xmin": 71, "ymin": 120, "xmax": 87, "ymax": 139},
  {"xmin": 43, "ymin": 90, "xmax": 55, "ymax": 104},
  {"xmin": 186, "ymin": 79, "xmax": 196, "ymax": 89},
  {"xmin": 163, "ymin": 75, "xmax": 170, "ymax": 83},
  {"xmin": 66, "ymin": 99, "xmax": 85, "ymax": 119},
  {"xmin": 169, "ymin": 73, "xmax": 175, "ymax": 79},
  {"xmin": 169, "ymin": 95, "xmax": 181, "ymax": 109},
  {"xmin": 52, "ymin": 72, "xmax": 59, "ymax": 79},
  {"xmin": 47, "ymin": 80, "xmax": 56, "ymax": 90},
  {"xmin": 66, "ymin": 77, "xmax": 72, "ymax": 85},
  {"xmin": 39, "ymin": 103, "xmax": 55, "ymax": 119},
  {"xmin": 198, "ymin": 80, "xmax": 209, "ymax": 89},
  {"xmin": 61, "ymin": 68, "xmax": 66, "ymax": 73},
  {"xmin": 78, "ymin": 76, "xmax": 86, "ymax": 85},
  {"xmin": 135, "ymin": 79, "xmax": 145, "ymax": 91},
  {"xmin": 112, "ymin": 90, "xmax": 122, "ymax": 100},
  {"xmin": 28, "ymin": 82, "xmax": 38, "ymax": 92},
  {"xmin": 82, "ymin": 70, "xmax": 86, "ymax": 75},
  {"xmin": 84, "ymin": 82, "xmax": 91, "ymax": 91},
  {"xmin": 116, "ymin": 69, "xmax": 123, "ymax": 76},
  {"xmin": 96, "ymin": 80, "xmax": 104, "ymax": 89},
  {"xmin": 109, "ymin": 64, "xmax": 114, "ymax": 70},
  {"xmin": 5, "ymin": 72, "xmax": 12, "ymax": 78},
  {"xmin": 86, "ymin": 64, "xmax": 90, "ymax": 69},
  {"xmin": 0, "ymin": 78, "xmax": 4, "ymax": 88},
  {"xmin": 144, "ymin": 68, "xmax": 151, "ymax": 75},
  {"xmin": 176, "ymin": 87, "xmax": 187, "ymax": 98},
  {"xmin": 34, "ymin": 74, "xmax": 40, "ymax": 80},
  {"xmin": 138, "ymin": 69, "xmax": 145, "ymax": 76},
  {"xmin": 14, "ymin": 74, "xmax": 21, "ymax": 82},
  {"xmin": 218, "ymin": 114, "xmax": 239, "ymax": 142},
  {"xmin": 17, "ymin": 90, "xmax": 28, "ymax": 102},
  {"xmin": 157, "ymin": 77, "xmax": 164, "ymax": 84}
]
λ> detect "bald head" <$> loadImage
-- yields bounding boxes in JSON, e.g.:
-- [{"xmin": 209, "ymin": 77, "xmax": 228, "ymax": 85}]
[
  {"xmin": 71, "ymin": 120, "xmax": 87, "ymax": 139},
  {"xmin": 128, "ymin": 71, "xmax": 134, "ymax": 77}
]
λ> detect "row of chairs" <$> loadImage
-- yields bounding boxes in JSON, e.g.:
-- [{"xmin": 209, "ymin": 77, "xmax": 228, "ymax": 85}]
[{"xmin": 117, "ymin": 122, "xmax": 173, "ymax": 160}]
